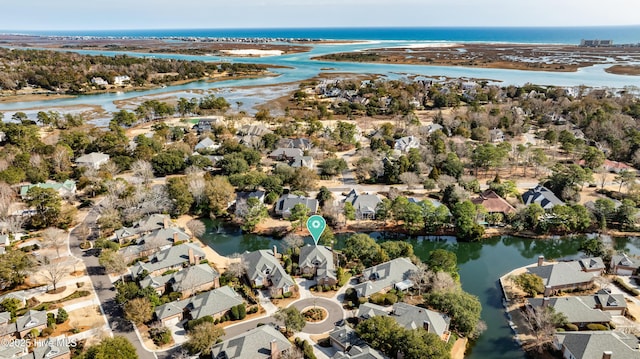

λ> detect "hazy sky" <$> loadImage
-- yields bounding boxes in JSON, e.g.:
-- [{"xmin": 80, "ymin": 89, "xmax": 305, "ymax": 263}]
[{"xmin": 3, "ymin": 0, "xmax": 639, "ymax": 30}]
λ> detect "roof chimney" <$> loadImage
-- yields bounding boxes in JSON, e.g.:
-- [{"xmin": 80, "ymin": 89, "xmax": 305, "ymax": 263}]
[
  {"xmin": 173, "ymin": 232, "xmax": 179, "ymax": 242},
  {"xmin": 544, "ymin": 286, "xmax": 552, "ymax": 297},
  {"xmin": 273, "ymin": 245, "xmax": 278, "ymax": 258},
  {"xmin": 538, "ymin": 256, "xmax": 544, "ymax": 267},
  {"xmin": 602, "ymin": 351, "xmax": 612, "ymax": 359},
  {"xmin": 270, "ymin": 339, "xmax": 279, "ymax": 359},
  {"xmin": 163, "ymin": 216, "xmax": 170, "ymax": 229},
  {"xmin": 188, "ymin": 248, "xmax": 196, "ymax": 265}
]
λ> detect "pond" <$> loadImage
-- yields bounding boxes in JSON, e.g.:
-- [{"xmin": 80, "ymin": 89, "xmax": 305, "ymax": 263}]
[{"xmin": 199, "ymin": 218, "xmax": 640, "ymax": 359}]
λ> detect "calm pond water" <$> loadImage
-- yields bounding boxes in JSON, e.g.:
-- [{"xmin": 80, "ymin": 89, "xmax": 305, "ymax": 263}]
[{"xmin": 200, "ymin": 218, "xmax": 640, "ymax": 359}]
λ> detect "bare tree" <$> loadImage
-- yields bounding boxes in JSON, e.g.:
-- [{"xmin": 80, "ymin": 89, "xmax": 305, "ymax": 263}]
[
  {"xmin": 41, "ymin": 227, "xmax": 67, "ymax": 257},
  {"xmin": 0, "ymin": 182, "xmax": 15, "ymax": 218},
  {"xmin": 38, "ymin": 256, "xmax": 71, "ymax": 292},
  {"xmin": 522, "ymin": 306, "xmax": 567, "ymax": 353},
  {"xmin": 98, "ymin": 250, "xmax": 128, "ymax": 282},
  {"xmin": 4, "ymin": 216, "xmax": 26, "ymax": 234},
  {"xmin": 282, "ymin": 233, "xmax": 303, "ymax": 255},
  {"xmin": 399, "ymin": 172, "xmax": 421, "ymax": 190},
  {"xmin": 100, "ymin": 160, "xmax": 120, "ymax": 178},
  {"xmin": 430, "ymin": 271, "xmax": 456, "ymax": 293},
  {"xmin": 188, "ymin": 177, "xmax": 207, "ymax": 206},
  {"xmin": 186, "ymin": 219, "xmax": 205, "ymax": 239},
  {"xmin": 131, "ymin": 160, "xmax": 154, "ymax": 185},
  {"xmin": 409, "ymin": 262, "xmax": 431, "ymax": 296},
  {"xmin": 74, "ymin": 224, "xmax": 91, "ymax": 247}
]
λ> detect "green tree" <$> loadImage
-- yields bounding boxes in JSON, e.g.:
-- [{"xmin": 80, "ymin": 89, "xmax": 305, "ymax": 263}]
[
  {"xmin": 616, "ymin": 199, "xmax": 638, "ymax": 229},
  {"xmin": 615, "ymin": 169, "xmax": 635, "ymax": 193},
  {"xmin": 81, "ymin": 336, "xmax": 139, "ymax": 359},
  {"xmin": 205, "ymin": 176, "xmax": 235, "ymax": 217},
  {"xmin": 316, "ymin": 186, "xmax": 333, "ymax": 207},
  {"xmin": 290, "ymin": 167, "xmax": 319, "ymax": 191},
  {"xmin": 426, "ymin": 249, "xmax": 458, "ymax": 279},
  {"xmin": 274, "ymin": 307, "xmax": 306, "ymax": 335},
  {"xmin": 289, "ymin": 203, "xmax": 310, "ymax": 230},
  {"xmin": 344, "ymin": 202, "xmax": 356, "ymax": 220},
  {"xmin": 26, "ymin": 187, "xmax": 61, "ymax": 229},
  {"xmin": 319, "ymin": 158, "xmax": 348, "ymax": 176},
  {"xmin": 581, "ymin": 146, "xmax": 605, "ymax": 170},
  {"xmin": 593, "ymin": 198, "xmax": 616, "ymax": 230},
  {"xmin": 513, "ymin": 273, "xmax": 544, "ymax": 297},
  {"xmin": 451, "ymin": 200, "xmax": 485, "ymax": 241},
  {"xmin": 380, "ymin": 241, "xmax": 414, "ymax": 260},
  {"xmin": 343, "ymin": 233, "xmax": 388, "ymax": 267},
  {"xmin": 151, "ymin": 150, "xmax": 186, "ymax": 176},
  {"xmin": 332, "ymin": 121, "xmax": 357, "ymax": 148},
  {"xmin": 0, "ymin": 248, "xmax": 33, "ymax": 290},
  {"xmin": 240, "ymin": 197, "xmax": 268, "ymax": 232},
  {"xmin": 423, "ymin": 289, "xmax": 483, "ymax": 338},
  {"xmin": 112, "ymin": 110, "xmax": 137, "ymax": 126},
  {"xmin": 167, "ymin": 177, "xmax": 194, "ymax": 216}
]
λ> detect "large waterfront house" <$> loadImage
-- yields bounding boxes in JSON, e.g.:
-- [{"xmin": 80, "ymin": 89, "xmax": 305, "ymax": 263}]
[
  {"xmin": 242, "ymin": 249, "xmax": 296, "ymax": 297},
  {"xmin": 111, "ymin": 213, "xmax": 173, "ymax": 244},
  {"xmin": 154, "ymin": 285, "xmax": 243, "ymax": 326},
  {"xmin": 130, "ymin": 243, "xmax": 205, "ymax": 278},
  {"xmin": 522, "ymin": 185, "xmax": 564, "ymax": 210},
  {"xmin": 354, "ymin": 257, "xmax": 418, "ymax": 297},
  {"xmin": 527, "ymin": 297, "xmax": 612, "ymax": 329},
  {"xmin": 299, "ymin": 245, "xmax": 337, "ymax": 286},
  {"xmin": 344, "ymin": 189, "xmax": 382, "ymax": 220},
  {"xmin": 275, "ymin": 194, "xmax": 319, "ymax": 218},
  {"xmin": 610, "ymin": 253, "xmax": 640, "ymax": 276},
  {"xmin": 554, "ymin": 331, "xmax": 639, "ymax": 359},
  {"xmin": 471, "ymin": 190, "xmax": 516, "ymax": 217},
  {"xmin": 19, "ymin": 180, "xmax": 77, "ymax": 200},
  {"xmin": 526, "ymin": 256, "xmax": 600, "ymax": 296},
  {"xmin": 119, "ymin": 227, "xmax": 190, "ymax": 263},
  {"xmin": 394, "ymin": 136, "xmax": 420, "ymax": 152},
  {"xmin": 210, "ymin": 325, "xmax": 292, "ymax": 359},
  {"xmin": 139, "ymin": 263, "xmax": 219, "ymax": 299},
  {"xmin": 75, "ymin": 152, "xmax": 110, "ymax": 169}
]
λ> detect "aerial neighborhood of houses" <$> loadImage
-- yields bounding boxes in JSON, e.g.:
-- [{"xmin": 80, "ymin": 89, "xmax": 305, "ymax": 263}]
[{"xmin": 1, "ymin": 75, "xmax": 640, "ymax": 359}]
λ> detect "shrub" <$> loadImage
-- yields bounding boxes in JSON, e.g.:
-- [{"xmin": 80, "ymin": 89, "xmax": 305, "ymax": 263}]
[
  {"xmin": 230, "ymin": 306, "xmax": 240, "ymax": 320},
  {"xmin": 150, "ymin": 326, "xmax": 172, "ymax": 345},
  {"xmin": 42, "ymin": 327, "xmax": 54, "ymax": 337},
  {"xmin": 238, "ymin": 304, "xmax": 246, "ymax": 319},
  {"xmin": 47, "ymin": 313, "xmax": 56, "ymax": 328},
  {"xmin": 186, "ymin": 316, "xmax": 214, "ymax": 332},
  {"xmin": 369, "ymin": 293, "xmax": 385, "ymax": 305},
  {"xmin": 56, "ymin": 308, "xmax": 68, "ymax": 324},
  {"xmin": 283, "ymin": 292, "xmax": 292, "ymax": 298},
  {"xmin": 564, "ymin": 323, "xmax": 579, "ymax": 331},
  {"xmin": 168, "ymin": 292, "xmax": 182, "ymax": 301},
  {"xmin": 613, "ymin": 277, "xmax": 640, "ymax": 296},
  {"xmin": 384, "ymin": 293, "xmax": 398, "ymax": 305},
  {"xmin": 586, "ymin": 323, "xmax": 608, "ymax": 331}
]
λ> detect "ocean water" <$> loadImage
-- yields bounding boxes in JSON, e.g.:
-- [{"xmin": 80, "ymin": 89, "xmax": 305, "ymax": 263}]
[{"xmin": 5, "ymin": 26, "xmax": 640, "ymax": 45}]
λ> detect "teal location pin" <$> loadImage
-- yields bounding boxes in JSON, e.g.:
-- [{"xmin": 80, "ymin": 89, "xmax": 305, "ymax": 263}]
[{"xmin": 306, "ymin": 215, "xmax": 326, "ymax": 245}]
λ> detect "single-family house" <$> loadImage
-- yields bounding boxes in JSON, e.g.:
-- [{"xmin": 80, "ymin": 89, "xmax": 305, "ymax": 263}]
[
  {"xmin": 275, "ymin": 194, "xmax": 318, "ymax": 219},
  {"xmin": 91, "ymin": 77, "xmax": 108, "ymax": 86},
  {"xmin": 390, "ymin": 302, "xmax": 451, "ymax": 341},
  {"xmin": 0, "ymin": 345, "xmax": 27, "ymax": 359},
  {"xmin": 426, "ymin": 123, "xmax": 444, "ymax": 135},
  {"xmin": 113, "ymin": 75, "xmax": 131, "ymax": 85},
  {"xmin": 344, "ymin": 189, "xmax": 382, "ymax": 220},
  {"xmin": 0, "ymin": 312, "xmax": 16, "ymax": 340},
  {"xmin": 471, "ymin": 190, "xmax": 516, "ymax": 217},
  {"xmin": 554, "ymin": 331, "xmax": 639, "ymax": 359},
  {"xmin": 577, "ymin": 257, "xmax": 606, "ymax": 274},
  {"xmin": 31, "ymin": 341, "xmax": 71, "ymax": 359},
  {"xmin": 602, "ymin": 159, "xmax": 635, "ymax": 174},
  {"xmin": 242, "ymin": 249, "xmax": 296, "ymax": 297},
  {"xmin": 522, "ymin": 185, "xmax": 564, "ymax": 210},
  {"xmin": 211, "ymin": 325, "xmax": 293, "ymax": 359},
  {"xmin": 194, "ymin": 137, "xmax": 220, "ymax": 152},
  {"xmin": 16, "ymin": 310, "xmax": 47, "ymax": 338},
  {"xmin": 154, "ymin": 285, "xmax": 243, "ymax": 326},
  {"xmin": 139, "ymin": 263, "xmax": 219, "ymax": 299},
  {"xmin": 120, "ymin": 227, "xmax": 190, "ymax": 263},
  {"xmin": 112, "ymin": 213, "xmax": 172, "ymax": 244},
  {"xmin": 394, "ymin": 136, "xmax": 420, "ymax": 152},
  {"xmin": 193, "ymin": 117, "xmax": 225, "ymax": 134},
  {"xmin": 278, "ymin": 138, "xmax": 313, "ymax": 151},
  {"xmin": 329, "ymin": 325, "xmax": 386, "ymax": 359},
  {"xmin": 299, "ymin": 245, "xmax": 337, "ymax": 286},
  {"xmin": 354, "ymin": 258, "xmax": 418, "ymax": 297},
  {"xmin": 75, "ymin": 152, "xmax": 110, "ymax": 170},
  {"xmin": 355, "ymin": 303, "xmax": 390, "ymax": 322},
  {"xmin": 269, "ymin": 148, "xmax": 304, "ymax": 161},
  {"xmin": 130, "ymin": 243, "xmax": 205, "ymax": 278},
  {"xmin": 0, "ymin": 234, "xmax": 10, "ymax": 247},
  {"xmin": 20, "ymin": 180, "xmax": 77, "ymax": 200},
  {"xmin": 0, "ymin": 290, "xmax": 27, "ymax": 308},
  {"xmin": 527, "ymin": 297, "xmax": 612, "ymax": 329},
  {"xmin": 610, "ymin": 253, "xmax": 640, "ymax": 276},
  {"xmin": 234, "ymin": 190, "xmax": 266, "ymax": 216},
  {"xmin": 526, "ymin": 256, "xmax": 599, "ymax": 296},
  {"xmin": 290, "ymin": 155, "xmax": 315, "ymax": 169},
  {"xmin": 0, "ymin": 131, "xmax": 6, "ymax": 143}
]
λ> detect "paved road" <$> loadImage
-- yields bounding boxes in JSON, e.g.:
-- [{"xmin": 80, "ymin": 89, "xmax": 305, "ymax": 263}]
[{"xmin": 70, "ymin": 205, "xmax": 157, "ymax": 359}]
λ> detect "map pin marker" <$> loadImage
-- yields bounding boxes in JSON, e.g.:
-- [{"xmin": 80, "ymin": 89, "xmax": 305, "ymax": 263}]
[{"xmin": 306, "ymin": 215, "xmax": 326, "ymax": 246}]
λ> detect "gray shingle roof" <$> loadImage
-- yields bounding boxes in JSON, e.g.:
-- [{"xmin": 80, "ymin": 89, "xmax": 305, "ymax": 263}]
[
  {"xmin": 527, "ymin": 261, "xmax": 596, "ymax": 289},
  {"xmin": 578, "ymin": 257, "xmax": 605, "ymax": 272},
  {"xmin": 356, "ymin": 303, "xmax": 390, "ymax": 321},
  {"xmin": 211, "ymin": 324, "xmax": 291, "ymax": 359},
  {"xmin": 611, "ymin": 253, "xmax": 640, "ymax": 268},
  {"xmin": 130, "ymin": 242, "xmax": 205, "ymax": 276},
  {"xmin": 354, "ymin": 258, "xmax": 418, "ymax": 297},
  {"xmin": 16, "ymin": 310, "xmax": 46, "ymax": 331},
  {"xmin": 139, "ymin": 263, "xmax": 219, "ymax": 293},
  {"xmin": 275, "ymin": 194, "xmax": 319, "ymax": 217},
  {"xmin": 154, "ymin": 285, "xmax": 242, "ymax": 321},
  {"xmin": 242, "ymin": 250, "xmax": 295, "ymax": 290},
  {"xmin": 528, "ymin": 297, "xmax": 611, "ymax": 324},
  {"xmin": 391, "ymin": 302, "xmax": 450, "ymax": 337},
  {"xmin": 32, "ymin": 341, "xmax": 71, "ymax": 359},
  {"xmin": 269, "ymin": 148, "xmax": 303, "ymax": 160},
  {"xmin": 75, "ymin": 152, "xmax": 109, "ymax": 165},
  {"xmin": 344, "ymin": 190, "xmax": 382, "ymax": 218},
  {"xmin": 299, "ymin": 245, "xmax": 336, "ymax": 280},
  {"xmin": 556, "ymin": 331, "xmax": 639, "ymax": 359}
]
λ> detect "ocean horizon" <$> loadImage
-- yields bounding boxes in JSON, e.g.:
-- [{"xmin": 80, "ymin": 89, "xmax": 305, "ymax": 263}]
[{"xmin": 3, "ymin": 25, "xmax": 640, "ymax": 44}]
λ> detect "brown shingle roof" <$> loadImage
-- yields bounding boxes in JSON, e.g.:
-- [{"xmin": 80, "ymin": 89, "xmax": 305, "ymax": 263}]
[{"xmin": 471, "ymin": 190, "xmax": 516, "ymax": 214}]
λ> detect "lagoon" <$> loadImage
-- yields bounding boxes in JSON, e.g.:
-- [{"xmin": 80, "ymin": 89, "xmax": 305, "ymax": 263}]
[{"xmin": 199, "ymin": 218, "xmax": 640, "ymax": 359}]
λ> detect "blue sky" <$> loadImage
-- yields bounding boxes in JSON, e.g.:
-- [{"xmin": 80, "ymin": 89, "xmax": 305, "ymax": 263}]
[{"xmin": 3, "ymin": 0, "xmax": 639, "ymax": 30}]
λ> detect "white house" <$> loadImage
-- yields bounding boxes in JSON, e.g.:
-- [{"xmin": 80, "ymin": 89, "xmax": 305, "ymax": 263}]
[
  {"xmin": 75, "ymin": 152, "xmax": 110, "ymax": 169},
  {"xmin": 113, "ymin": 75, "xmax": 131, "ymax": 85}
]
